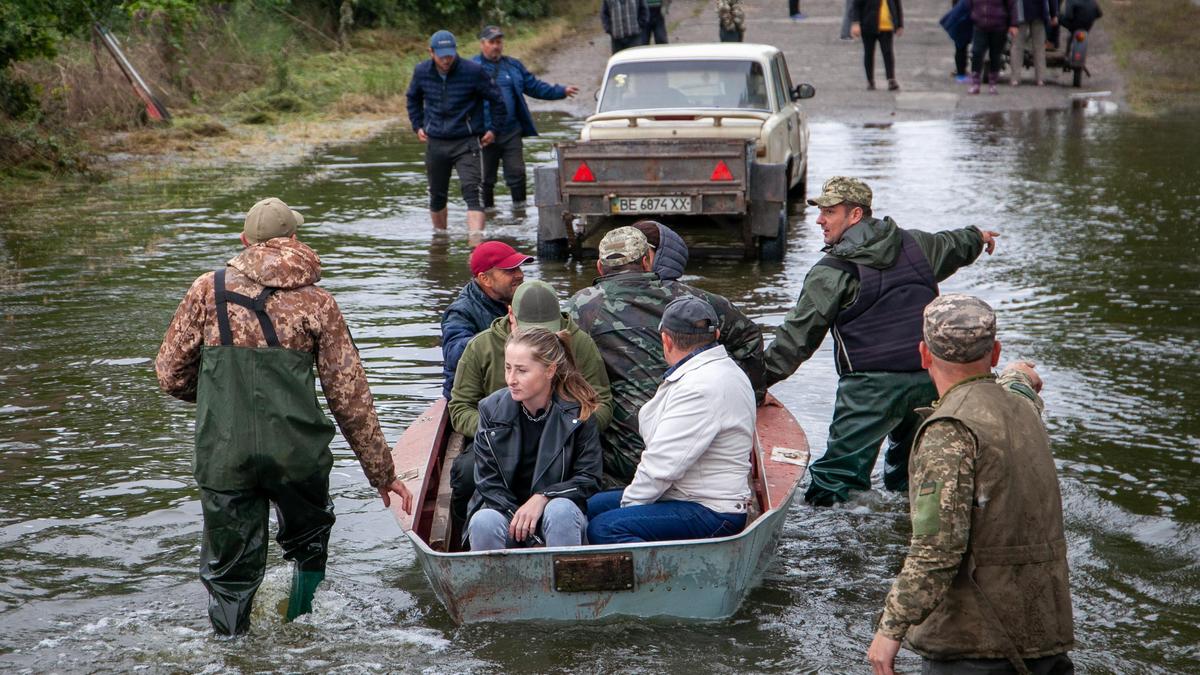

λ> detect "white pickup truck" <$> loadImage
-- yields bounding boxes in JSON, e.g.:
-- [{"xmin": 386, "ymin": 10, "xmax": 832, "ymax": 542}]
[{"xmin": 535, "ymin": 43, "xmax": 814, "ymax": 261}]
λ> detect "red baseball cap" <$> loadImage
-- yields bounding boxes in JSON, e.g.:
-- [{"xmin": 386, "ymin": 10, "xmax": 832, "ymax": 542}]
[{"xmin": 469, "ymin": 241, "xmax": 534, "ymax": 276}]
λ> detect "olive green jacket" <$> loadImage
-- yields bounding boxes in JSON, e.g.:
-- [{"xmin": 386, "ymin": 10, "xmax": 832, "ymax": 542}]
[
  {"xmin": 448, "ymin": 312, "xmax": 613, "ymax": 438},
  {"xmin": 762, "ymin": 217, "xmax": 985, "ymax": 388}
]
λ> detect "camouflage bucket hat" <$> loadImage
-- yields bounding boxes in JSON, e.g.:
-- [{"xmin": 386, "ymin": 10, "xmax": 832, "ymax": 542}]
[
  {"xmin": 807, "ymin": 176, "xmax": 873, "ymax": 208},
  {"xmin": 923, "ymin": 294, "xmax": 997, "ymax": 363},
  {"xmin": 598, "ymin": 226, "xmax": 649, "ymax": 267}
]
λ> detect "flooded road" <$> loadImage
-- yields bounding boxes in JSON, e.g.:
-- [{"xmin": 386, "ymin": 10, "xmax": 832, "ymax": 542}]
[{"xmin": 1, "ymin": 108, "xmax": 1198, "ymax": 673}]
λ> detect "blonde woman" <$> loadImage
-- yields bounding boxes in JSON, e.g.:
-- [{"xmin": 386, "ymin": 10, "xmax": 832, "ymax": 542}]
[{"xmin": 467, "ymin": 328, "xmax": 603, "ymax": 550}]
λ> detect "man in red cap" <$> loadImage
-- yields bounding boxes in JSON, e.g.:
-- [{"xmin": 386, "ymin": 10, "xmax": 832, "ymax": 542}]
[{"xmin": 439, "ymin": 240, "xmax": 534, "ymax": 399}]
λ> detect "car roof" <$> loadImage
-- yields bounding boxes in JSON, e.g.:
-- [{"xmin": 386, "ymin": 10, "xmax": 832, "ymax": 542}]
[{"xmin": 605, "ymin": 42, "xmax": 780, "ymax": 64}]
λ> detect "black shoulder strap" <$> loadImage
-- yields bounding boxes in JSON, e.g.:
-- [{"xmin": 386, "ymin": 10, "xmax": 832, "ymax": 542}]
[
  {"xmin": 814, "ymin": 255, "xmax": 859, "ymax": 278},
  {"xmin": 213, "ymin": 268, "xmax": 281, "ymax": 347}
]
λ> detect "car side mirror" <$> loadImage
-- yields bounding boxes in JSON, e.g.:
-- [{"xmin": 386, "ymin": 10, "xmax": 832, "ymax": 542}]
[{"xmin": 791, "ymin": 83, "xmax": 816, "ymax": 101}]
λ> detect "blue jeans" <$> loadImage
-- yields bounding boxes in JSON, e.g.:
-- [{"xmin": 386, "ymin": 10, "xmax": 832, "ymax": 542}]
[
  {"xmin": 468, "ymin": 498, "xmax": 586, "ymax": 551},
  {"xmin": 586, "ymin": 489, "xmax": 747, "ymax": 544}
]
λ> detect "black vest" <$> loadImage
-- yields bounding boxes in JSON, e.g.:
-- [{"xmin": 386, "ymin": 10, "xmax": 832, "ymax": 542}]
[{"xmin": 818, "ymin": 229, "xmax": 938, "ymax": 375}]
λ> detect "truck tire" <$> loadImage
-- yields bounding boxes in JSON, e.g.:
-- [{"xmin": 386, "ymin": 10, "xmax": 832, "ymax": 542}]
[
  {"xmin": 758, "ymin": 210, "xmax": 788, "ymax": 262},
  {"xmin": 537, "ymin": 237, "xmax": 569, "ymax": 261}
]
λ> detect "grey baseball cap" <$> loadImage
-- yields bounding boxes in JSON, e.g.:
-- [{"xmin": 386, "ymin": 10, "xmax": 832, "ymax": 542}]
[
  {"xmin": 659, "ymin": 296, "xmax": 718, "ymax": 335},
  {"xmin": 512, "ymin": 280, "xmax": 562, "ymax": 333},
  {"xmin": 479, "ymin": 25, "xmax": 503, "ymax": 40},
  {"xmin": 923, "ymin": 294, "xmax": 997, "ymax": 363},
  {"xmin": 598, "ymin": 226, "xmax": 649, "ymax": 267}
]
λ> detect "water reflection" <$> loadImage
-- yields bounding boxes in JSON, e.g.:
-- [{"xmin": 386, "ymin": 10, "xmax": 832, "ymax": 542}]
[{"xmin": 0, "ymin": 109, "xmax": 1198, "ymax": 672}]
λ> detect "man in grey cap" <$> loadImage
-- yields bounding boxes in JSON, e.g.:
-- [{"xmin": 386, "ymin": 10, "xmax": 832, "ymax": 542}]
[
  {"xmin": 406, "ymin": 30, "xmax": 507, "ymax": 234},
  {"xmin": 868, "ymin": 294, "xmax": 1074, "ymax": 675},
  {"xmin": 586, "ymin": 295, "xmax": 756, "ymax": 543},
  {"xmin": 447, "ymin": 280, "xmax": 613, "ymax": 535},
  {"xmin": 567, "ymin": 226, "xmax": 764, "ymax": 487},
  {"xmin": 473, "ymin": 25, "xmax": 578, "ymax": 210},
  {"xmin": 761, "ymin": 176, "xmax": 1000, "ymax": 507}
]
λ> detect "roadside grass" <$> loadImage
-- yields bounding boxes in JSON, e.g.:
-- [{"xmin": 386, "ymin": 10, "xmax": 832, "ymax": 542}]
[
  {"xmin": 0, "ymin": 0, "xmax": 597, "ymax": 187},
  {"xmin": 1107, "ymin": 0, "xmax": 1200, "ymax": 112}
]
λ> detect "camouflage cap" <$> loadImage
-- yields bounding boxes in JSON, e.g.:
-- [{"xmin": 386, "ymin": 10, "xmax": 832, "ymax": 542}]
[
  {"xmin": 598, "ymin": 226, "xmax": 650, "ymax": 267},
  {"xmin": 807, "ymin": 176, "xmax": 873, "ymax": 208},
  {"xmin": 923, "ymin": 294, "xmax": 997, "ymax": 363}
]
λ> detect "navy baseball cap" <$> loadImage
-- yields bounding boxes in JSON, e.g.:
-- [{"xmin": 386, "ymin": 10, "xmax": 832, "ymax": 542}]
[{"xmin": 429, "ymin": 30, "xmax": 457, "ymax": 57}]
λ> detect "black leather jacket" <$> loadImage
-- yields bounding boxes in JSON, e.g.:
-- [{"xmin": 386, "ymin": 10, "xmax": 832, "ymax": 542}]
[{"xmin": 468, "ymin": 389, "xmax": 603, "ymax": 524}]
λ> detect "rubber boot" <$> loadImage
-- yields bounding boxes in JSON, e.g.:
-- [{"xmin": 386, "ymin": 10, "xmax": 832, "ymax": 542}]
[
  {"xmin": 968, "ymin": 73, "xmax": 981, "ymax": 95},
  {"xmin": 285, "ymin": 567, "xmax": 325, "ymax": 621}
]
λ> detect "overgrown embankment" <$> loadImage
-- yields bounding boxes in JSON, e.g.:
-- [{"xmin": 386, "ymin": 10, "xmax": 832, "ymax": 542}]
[
  {"xmin": 1107, "ymin": 0, "xmax": 1200, "ymax": 113},
  {"xmin": 0, "ymin": 0, "xmax": 592, "ymax": 187}
]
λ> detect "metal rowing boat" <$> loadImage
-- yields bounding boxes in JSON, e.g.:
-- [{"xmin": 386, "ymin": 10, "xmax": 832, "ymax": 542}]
[{"xmin": 388, "ymin": 399, "xmax": 809, "ymax": 624}]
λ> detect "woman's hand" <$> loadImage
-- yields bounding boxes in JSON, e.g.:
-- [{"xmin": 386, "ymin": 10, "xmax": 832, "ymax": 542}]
[
  {"xmin": 851, "ymin": 22, "xmax": 862, "ymax": 39},
  {"xmin": 509, "ymin": 493, "xmax": 549, "ymax": 542}
]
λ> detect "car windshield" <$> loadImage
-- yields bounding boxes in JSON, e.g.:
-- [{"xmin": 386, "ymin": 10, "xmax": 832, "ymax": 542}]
[{"xmin": 598, "ymin": 60, "xmax": 771, "ymax": 113}]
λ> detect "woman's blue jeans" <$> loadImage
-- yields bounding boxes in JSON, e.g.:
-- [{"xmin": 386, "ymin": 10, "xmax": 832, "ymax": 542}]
[{"xmin": 586, "ymin": 489, "xmax": 747, "ymax": 544}]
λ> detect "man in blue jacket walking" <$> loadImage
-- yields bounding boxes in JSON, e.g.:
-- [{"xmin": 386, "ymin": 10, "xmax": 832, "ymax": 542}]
[
  {"xmin": 473, "ymin": 26, "xmax": 578, "ymax": 209},
  {"xmin": 406, "ymin": 30, "xmax": 508, "ymax": 234}
]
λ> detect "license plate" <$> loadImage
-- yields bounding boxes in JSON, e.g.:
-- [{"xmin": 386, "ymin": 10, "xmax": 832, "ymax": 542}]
[{"xmin": 610, "ymin": 196, "xmax": 692, "ymax": 214}]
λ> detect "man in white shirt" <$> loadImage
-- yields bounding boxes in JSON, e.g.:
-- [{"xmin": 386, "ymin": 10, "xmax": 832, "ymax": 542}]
[{"xmin": 586, "ymin": 296, "xmax": 756, "ymax": 543}]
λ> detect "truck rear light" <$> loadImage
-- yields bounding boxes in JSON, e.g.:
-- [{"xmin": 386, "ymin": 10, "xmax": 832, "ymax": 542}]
[
  {"xmin": 710, "ymin": 160, "xmax": 734, "ymax": 182},
  {"xmin": 572, "ymin": 161, "xmax": 595, "ymax": 182}
]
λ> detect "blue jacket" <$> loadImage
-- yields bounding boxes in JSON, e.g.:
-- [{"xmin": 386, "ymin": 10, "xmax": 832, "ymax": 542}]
[
  {"xmin": 440, "ymin": 280, "xmax": 509, "ymax": 398},
  {"xmin": 651, "ymin": 222, "xmax": 689, "ymax": 281},
  {"xmin": 406, "ymin": 57, "xmax": 508, "ymax": 140},
  {"xmin": 472, "ymin": 55, "xmax": 567, "ymax": 137}
]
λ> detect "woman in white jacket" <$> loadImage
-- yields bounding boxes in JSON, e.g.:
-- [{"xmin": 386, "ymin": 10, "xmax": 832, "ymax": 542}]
[{"xmin": 587, "ymin": 296, "xmax": 756, "ymax": 543}]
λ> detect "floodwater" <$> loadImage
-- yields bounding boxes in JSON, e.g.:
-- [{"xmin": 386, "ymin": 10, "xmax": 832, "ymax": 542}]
[{"xmin": 1, "ymin": 107, "xmax": 1198, "ymax": 674}]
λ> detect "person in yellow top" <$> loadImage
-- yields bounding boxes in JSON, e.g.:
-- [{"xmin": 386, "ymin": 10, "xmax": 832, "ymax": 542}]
[{"xmin": 850, "ymin": 0, "xmax": 904, "ymax": 91}]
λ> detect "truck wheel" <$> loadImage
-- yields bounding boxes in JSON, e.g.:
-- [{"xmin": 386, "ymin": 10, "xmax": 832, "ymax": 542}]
[
  {"xmin": 758, "ymin": 211, "xmax": 788, "ymax": 262},
  {"xmin": 787, "ymin": 164, "xmax": 807, "ymax": 209},
  {"xmin": 1072, "ymin": 67, "xmax": 1083, "ymax": 88},
  {"xmin": 537, "ymin": 237, "xmax": 569, "ymax": 261}
]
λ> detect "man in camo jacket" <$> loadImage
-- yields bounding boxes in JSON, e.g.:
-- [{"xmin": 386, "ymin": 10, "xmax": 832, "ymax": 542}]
[
  {"xmin": 567, "ymin": 225, "xmax": 764, "ymax": 486},
  {"xmin": 868, "ymin": 294, "xmax": 1074, "ymax": 675},
  {"xmin": 156, "ymin": 197, "xmax": 412, "ymax": 636}
]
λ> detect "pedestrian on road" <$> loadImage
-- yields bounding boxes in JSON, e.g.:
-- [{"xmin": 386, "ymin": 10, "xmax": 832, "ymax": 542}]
[
  {"xmin": 851, "ymin": 0, "xmax": 904, "ymax": 91},
  {"xmin": 968, "ymin": 0, "xmax": 1020, "ymax": 94},
  {"xmin": 867, "ymin": 295, "xmax": 1075, "ymax": 675},
  {"xmin": 602, "ymin": 0, "xmax": 649, "ymax": 54},
  {"xmin": 155, "ymin": 197, "xmax": 413, "ymax": 636},
  {"xmin": 473, "ymin": 26, "xmax": 578, "ymax": 210},
  {"xmin": 642, "ymin": 0, "xmax": 670, "ymax": 44},
  {"xmin": 718, "ymin": 0, "xmax": 746, "ymax": 42},
  {"xmin": 789, "ymin": 0, "xmax": 806, "ymax": 21},
  {"xmin": 440, "ymin": 240, "xmax": 534, "ymax": 400},
  {"xmin": 406, "ymin": 30, "xmax": 508, "ymax": 234},
  {"xmin": 761, "ymin": 177, "xmax": 999, "ymax": 507},
  {"xmin": 1009, "ymin": 0, "xmax": 1058, "ymax": 86},
  {"xmin": 568, "ymin": 225, "xmax": 765, "ymax": 487},
  {"xmin": 941, "ymin": 0, "xmax": 974, "ymax": 82}
]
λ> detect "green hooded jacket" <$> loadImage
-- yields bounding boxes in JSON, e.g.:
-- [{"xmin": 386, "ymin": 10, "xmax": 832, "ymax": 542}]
[
  {"xmin": 763, "ymin": 217, "xmax": 985, "ymax": 388},
  {"xmin": 448, "ymin": 312, "xmax": 613, "ymax": 438}
]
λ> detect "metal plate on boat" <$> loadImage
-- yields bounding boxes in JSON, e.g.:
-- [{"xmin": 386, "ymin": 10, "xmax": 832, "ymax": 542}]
[{"xmin": 553, "ymin": 553, "xmax": 635, "ymax": 593}]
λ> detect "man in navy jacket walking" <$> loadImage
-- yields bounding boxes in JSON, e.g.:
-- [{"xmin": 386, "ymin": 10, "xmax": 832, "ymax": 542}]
[
  {"xmin": 406, "ymin": 30, "xmax": 508, "ymax": 234},
  {"xmin": 473, "ymin": 25, "xmax": 578, "ymax": 209}
]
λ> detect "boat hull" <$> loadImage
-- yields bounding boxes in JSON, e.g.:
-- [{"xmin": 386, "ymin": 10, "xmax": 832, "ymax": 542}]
[{"xmin": 407, "ymin": 488, "xmax": 796, "ymax": 623}]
